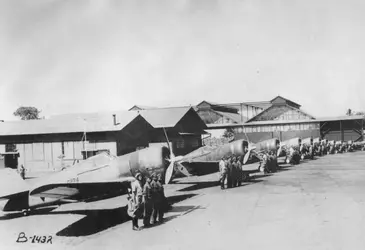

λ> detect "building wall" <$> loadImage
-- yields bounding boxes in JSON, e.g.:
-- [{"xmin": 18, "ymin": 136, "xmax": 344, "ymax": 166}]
[
  {"xmin": 16, "ymin": 141, "xmax": 117, "ymax": 172},
  {"xmin": 235, "ymin": 130, "xmax": 320, "ymax": 143},
  {"xmin": 148, "ymin": 131, "xmax": 202, "ymax": 156},
  {"xmin": 239, "ymin": 106, "xmax": 263, "ymax": 120},
  {"xmin": 233, "ymin": 122, "xmax": 321, "ymax": 143},
  {"xmin": 275, "ymin": 110, "xmax": 313, "ymax": 121}
]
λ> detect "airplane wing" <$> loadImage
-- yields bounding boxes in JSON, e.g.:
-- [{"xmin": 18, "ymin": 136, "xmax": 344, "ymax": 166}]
[
  {"xmin": 29, "ymin": 177, "xmax": 136, "ymax": 201},
  {"xmin": 0, "ymin": 168, "xmax": 30, "ymax": 200}
]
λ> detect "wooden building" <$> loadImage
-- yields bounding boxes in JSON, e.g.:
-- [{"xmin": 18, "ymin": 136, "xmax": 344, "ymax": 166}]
[{"xmin": 0, "ymin": 107, "xmax": 207, "ymax": 172}]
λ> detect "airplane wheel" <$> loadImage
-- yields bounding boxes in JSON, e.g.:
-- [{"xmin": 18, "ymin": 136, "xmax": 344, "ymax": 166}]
[
  {"xmin": 242, "ymin": 173, "xmax": 249, "ymax": 182},
  {"xmin": 22, "ymin": 209, "xmax": 29, "ymax": 216}
]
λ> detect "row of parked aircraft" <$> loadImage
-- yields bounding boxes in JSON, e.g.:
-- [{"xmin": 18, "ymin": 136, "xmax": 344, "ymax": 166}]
[{"xmin": 0, "ymin": 131, "xmax": 364, "ymax": 215}]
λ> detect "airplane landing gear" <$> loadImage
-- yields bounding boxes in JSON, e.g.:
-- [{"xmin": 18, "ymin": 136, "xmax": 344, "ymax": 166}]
[
  {"xmin": 285, "ymin": 158, "xmax": 290, "ymax": 164},
  {"xmin": 242, "ymin": 173, "xmax": 250, "ymax": 182},
  {"xmin": 22, "ymin": 209, "xmax": 30, "ymax": 216}
]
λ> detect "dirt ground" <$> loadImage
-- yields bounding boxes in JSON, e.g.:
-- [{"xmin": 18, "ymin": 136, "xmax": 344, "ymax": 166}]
[{"xmin": 1, "ymin": 151, "xmax": 365, "ymax": 250}]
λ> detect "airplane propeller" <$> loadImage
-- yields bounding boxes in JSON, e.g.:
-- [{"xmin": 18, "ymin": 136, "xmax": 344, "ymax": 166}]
[
  {"xmin": 277, "ymin": 143, "xmax": 285, "ymax": 157},
  {"xmin": 243, "ymin": 145, "xmax": 256, "ymax": 165},
  {"xmin": 162, "ymin": 128, "xmax": 190, "ymax": 184}
]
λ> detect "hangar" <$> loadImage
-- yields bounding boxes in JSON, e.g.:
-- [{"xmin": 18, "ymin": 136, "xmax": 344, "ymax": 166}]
[
  {"xmin": 0, "ymin": 107, "xmax": 207, "ymax": 172},
  {"xmin": 130, "ymin": 95, "xmax": 365, "ymax": 144}
]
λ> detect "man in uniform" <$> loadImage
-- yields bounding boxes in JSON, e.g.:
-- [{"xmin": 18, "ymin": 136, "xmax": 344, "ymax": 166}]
[
  {"xmin": 232, "ymin": 157, "xmax": 240, "ymax": 187},
  {"xmin": 268, "ymin": 151, "xmax": 276, "ymax": 173},
  {"xmin": 261, "ymin": 153, "xmax": 268, "ymax": 174},
  {"xmin": 151, "ymin": 173, "xmax": 160, "ymax": 225},
  {"xmin": 157, "ymin": 174, "xmax": 166, "ymax": 222},
  {"xmin": 18, "ymin": 164, "xmax": 25, "ymax": 180},
  {"xmin": 143, "ymin": 175, "xmax": 153, "ymax": 227},
  {"xmin": 236, "ymin": 156, "xmax": 243, "ymax": 186},
  {"xmin": 219, "ymin": 157, "xmax": 227, "ymax": 189},
  {"xmin": 230, "ymin": 156, "xmax": 236, "ymax": 187},
  {"xmin": 130, "ymin": 172, "xmax": 144, "ymax": 230},
  {"xmin": 226, "ymin": 156, "xmax": 233, "ymax": 188}
]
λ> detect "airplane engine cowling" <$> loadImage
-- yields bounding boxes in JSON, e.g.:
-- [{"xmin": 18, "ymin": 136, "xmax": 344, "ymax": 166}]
[
  {"xmin": 282, "ymin": 137, "xmax": 302, "ymax": 148},
  {"xmin": 118, "ymin": 146, "xmax": 170, "ymax": 178},
  {"xmin": 212, "ymin": 139, "xmax": 249, "ymax": 159},
  {"xmin": 313, "ymin": 137, "xmax": 321, "ymax": 146},
  {"xmin": 302, "ymin": 137, "xmax": 313, "ymax": 146},
  {"xmin": 255, "ymin": 138, "xmax": 280, "ymax": 152}
]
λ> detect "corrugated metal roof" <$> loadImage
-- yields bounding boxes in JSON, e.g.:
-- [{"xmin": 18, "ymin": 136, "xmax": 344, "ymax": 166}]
[
  {"xmin": 222, "ymin": 102, "xmax": 272, "ymax": 110},
  {"xmin": 246, "ymin": 104, "xmax": 315, "ymax": 123},
  {"xmin": 270, "ymin": 96, "xmax": 301, "ymax": 107},
  {"xmin": 315, "ymin": 115, "xmax": 365, "ymax": 122},
  {"xmin": 133, "ymin": 107, "xmax": 196, "ymax": 128},
  {"xmin": 244, "ymin": 119, "xmax": 319, "ymax": 126},
  {"xmin": 128, "ymin": 105, "xmax": 157, "ymax": 111},
  {"xmin": 0, "ymin": 111, "xmax": 140, "ymax": 136},
  {"xmin": 206, "ymin": 123, "xmax": 244, "ymax": 129},
  {"xmin": 215, "ymin": 111, "xmax": 247, "ymax": 123}
]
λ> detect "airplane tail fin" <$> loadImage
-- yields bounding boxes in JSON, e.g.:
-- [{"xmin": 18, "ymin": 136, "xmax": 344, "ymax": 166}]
[{"xmin": 0, "ymin": 168, "xmax": 30, "ymax": 200}]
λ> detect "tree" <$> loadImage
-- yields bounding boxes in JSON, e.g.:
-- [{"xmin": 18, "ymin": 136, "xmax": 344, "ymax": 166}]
[
  {"xmin": 346, "ymin": 109, "xmax": 364, "ymax": 116},
  {"xmin": 222, "ymin": 128, "xmax": 235, "ymax": 141},
  {"xmin": 13, "ymin": 106, "xmax": 41, "ymax": 120}
]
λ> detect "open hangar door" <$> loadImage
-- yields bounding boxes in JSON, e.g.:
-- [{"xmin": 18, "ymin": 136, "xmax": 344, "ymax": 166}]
[{"xmin": 320, "ymin": 118, "xmax": 364, "ymax": 142}]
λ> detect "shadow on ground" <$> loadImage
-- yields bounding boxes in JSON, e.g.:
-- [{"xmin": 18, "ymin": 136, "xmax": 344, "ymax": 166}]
[
  {"xmin": 0, "ymin": 207, "xmax": 57, "ymax": 220},
  {"xmin": 55, "ymin": 193, "xmax": 198, "ymax": 237},
  {"xmin": 176, "ymin": 181, "xmax": 220, "ymax": 192},
  {"xmin": 0, "ymin": 193, "xmax": 199, "ymax": 237}
]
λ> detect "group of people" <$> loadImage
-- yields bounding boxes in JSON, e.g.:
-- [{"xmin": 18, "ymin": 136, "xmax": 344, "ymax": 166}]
[
  {"xmin": 219, "ymin": 155, "xmax": 245, "ymax": 189},
  {"xmin": 261, "ymin": 151, "xmax": 279, "ymax": 172},
  {"xmin": 127, "ymin": 172, "xmax": 167, "ymax": 231}
]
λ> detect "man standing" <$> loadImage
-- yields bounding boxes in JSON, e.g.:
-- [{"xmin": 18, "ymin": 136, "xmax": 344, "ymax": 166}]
[
  {"xmin": 150, "ymin": 173, "xmax": 160, "ymax": 225},
  {"xmin": 226, "ymin": 156, "xmax": 233, "ymax": 188},
  {"xmin": 18, "ymin": 164, "xmax": 25, "ymax": 180},
  {"xmin": 143, "ymin": 175, "xmax": 153, "ymax": 227},
  {"xmin": 261, "ymin": 153, "xmax": 268, "ymax": 174},
  {"xmin": 236, "ymin": 156, "xmax": 243, "ymax": 186},
  {"xmin": 231, "ymin": 157, "xmax": 239, "ymax": 187},
  {"xmin": 155, "ymin": 174, "xmax": 165, "ymax": 223},
  {"xmin": 219, "ymin": 157, "xmax": 227, "ymax": 189},
  {"xmin": 130, "ymin": 172, "xmax": 144, "ymax": 230}
]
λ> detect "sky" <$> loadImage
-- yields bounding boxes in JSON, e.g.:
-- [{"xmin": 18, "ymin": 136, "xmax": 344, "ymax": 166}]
[{"xmin": 0, "ymin": 0, "xmax": 365, "ymax": 121}]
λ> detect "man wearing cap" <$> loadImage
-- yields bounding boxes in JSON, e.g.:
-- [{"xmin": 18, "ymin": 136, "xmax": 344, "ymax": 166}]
[
  {"xmin": 152, "ymin": 174, "xmax": 165, "ymax": 224},
  {"xmin": 226, "ymin": 156, "xmax": 233, "ymax": 188},
  {"xmin": 219, "ymin": 157, "xmax": 227, "ymax": 189},
  {"xmin": 143, "ymin": 175, "xmax": 153, "ymax": 227},
  {"xmin": 236, "ymin": 156, "xmax": 243, "ymax": 186},
  {"xmin": 231, "ymin": 157, "xmax": 239, "ymax": 187},
  {"xmin": 129, "ymin": 172, "xmax": 144, "ymax": 230},
  {"xmin": 158, "ymin": 174, "xmax": 167, "ymax": 221},
  {"xmin": 150, "ymin": 173, "xmax": 160, "ymax": 225}
]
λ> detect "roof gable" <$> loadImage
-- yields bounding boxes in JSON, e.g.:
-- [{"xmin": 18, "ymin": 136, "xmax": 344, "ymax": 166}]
[
  {"xmin": 270, "ymin": 96, "xmax": 301, "ymax": 109},
  {"xmin": 246, "ymin": 104, "xmax": 315, "ymax": 123},
  {"xmin": 133, "ymin": 107, "xmax": 207, "ymax": 129},
  {"xmin": 128, "ymin": 105, "xmax": 156, "ymax": 111},
  {"xmin": 196, "ymin": 100, "xmax": 238, "ymax": 113}
]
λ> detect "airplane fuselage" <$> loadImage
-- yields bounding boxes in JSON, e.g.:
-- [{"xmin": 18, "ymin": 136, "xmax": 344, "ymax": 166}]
[{"xmin": 1, "ymin": 146, "xmax": 171, "ymax": 213}]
